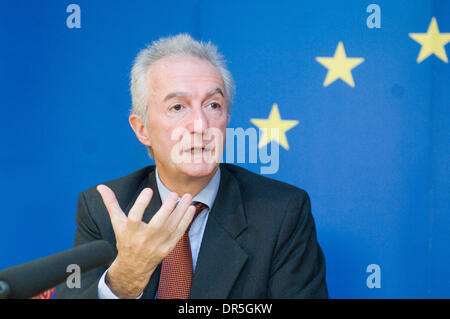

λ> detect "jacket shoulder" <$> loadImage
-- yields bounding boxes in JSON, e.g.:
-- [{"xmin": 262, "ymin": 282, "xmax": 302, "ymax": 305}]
[
  {"xmin": 222, "ymin": 164, "xmax": 308, "ymax": 200},
  {"xmin": 221, "ymin": 164, "xmax": 310, "ymax": 225},
  {"xmin": 81, "ymin": 165, "xmax": 155, "ymax": 210}
]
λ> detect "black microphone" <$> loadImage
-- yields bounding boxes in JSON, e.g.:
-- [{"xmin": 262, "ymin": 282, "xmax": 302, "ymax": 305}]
[{"xmin": 0, "ymin": 240, "xmax": 114, "ymax": 299}]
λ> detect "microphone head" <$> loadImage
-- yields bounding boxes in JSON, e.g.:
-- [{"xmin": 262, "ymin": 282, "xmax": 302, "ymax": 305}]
[
  {"xmin": 0, "ymin": 240, "xmax": 114, "ymax": 299},
  {"xmin": 0, "ymin": 281, "xmax": 10, "ymax": 299}
]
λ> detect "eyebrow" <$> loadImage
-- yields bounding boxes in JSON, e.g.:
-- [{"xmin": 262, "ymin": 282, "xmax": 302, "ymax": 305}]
[{"xmin": 163, "ymin": 87, "xmax": 225, "ymax": 102}]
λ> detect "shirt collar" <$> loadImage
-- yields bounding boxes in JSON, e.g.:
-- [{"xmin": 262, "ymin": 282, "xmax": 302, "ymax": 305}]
[{"xmin": 155, "ymin": 167, "xmax": 221, "ymax": 209}]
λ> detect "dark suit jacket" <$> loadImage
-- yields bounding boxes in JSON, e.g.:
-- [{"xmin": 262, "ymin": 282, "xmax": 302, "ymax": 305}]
[{"xmin": 55, "ymin": 163, "xmax": 328, "ymax": 298}]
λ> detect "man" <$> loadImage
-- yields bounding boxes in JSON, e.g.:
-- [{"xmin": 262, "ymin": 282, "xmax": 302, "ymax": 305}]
[{"xmin": 55, "ymin": 33, "xmax": 328, "ymax": 299}]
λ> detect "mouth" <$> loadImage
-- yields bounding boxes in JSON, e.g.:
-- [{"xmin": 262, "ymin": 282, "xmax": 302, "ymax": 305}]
[{"xmin": 184, "ymin": 147, "xmax": 212, "ymax": 154}]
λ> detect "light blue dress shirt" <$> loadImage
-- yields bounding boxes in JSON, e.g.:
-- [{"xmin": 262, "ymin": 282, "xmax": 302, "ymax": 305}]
[{"xmin": 98, "ymin": 167, "xmax": 221, "ymax": 299}]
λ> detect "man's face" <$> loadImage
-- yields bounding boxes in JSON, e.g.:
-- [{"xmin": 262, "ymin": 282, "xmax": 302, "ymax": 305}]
[{"xmin": 144, "ymin": 56, "xmax": 228, "ymax": 179}]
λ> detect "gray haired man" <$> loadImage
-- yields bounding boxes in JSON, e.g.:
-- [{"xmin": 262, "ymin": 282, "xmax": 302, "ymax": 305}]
[{"xmin": 55, "ymin": 34, "xmax": 328, "ymax": 299}]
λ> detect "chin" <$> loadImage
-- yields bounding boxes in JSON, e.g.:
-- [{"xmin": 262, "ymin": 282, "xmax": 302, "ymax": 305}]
[
  {"xmin": 178, "ymin": 162, "xmax": 219, "ymax": 178},
  {"xmin": 174, "ymin": 148, "xmax": 222, "ymax": 178}
]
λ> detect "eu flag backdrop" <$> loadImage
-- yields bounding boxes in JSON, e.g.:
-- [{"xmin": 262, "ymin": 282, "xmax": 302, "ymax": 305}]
[{"xmin": 0, "ymin": 0, "xmax": 449, "ymax": 298}]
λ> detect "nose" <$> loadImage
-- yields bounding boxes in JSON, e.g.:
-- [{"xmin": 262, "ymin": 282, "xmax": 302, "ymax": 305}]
[{"xmin": 186, "ymin": 105, "xmax": 209, "ymax": 135}]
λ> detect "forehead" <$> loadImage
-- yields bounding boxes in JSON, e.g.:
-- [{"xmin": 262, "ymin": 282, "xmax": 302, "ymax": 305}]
[{"xmin": 146, "ymin": 56, "xmax": 225, "ymax": 97}]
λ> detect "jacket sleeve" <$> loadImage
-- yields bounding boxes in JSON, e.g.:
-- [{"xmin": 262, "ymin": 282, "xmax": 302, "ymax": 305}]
[
  {"xmin": 54, "ymin": 191, "xmax": 109, "ymax": 299},
  {"xmin": 268, "ymin": 190, "xmax": 328, "ymax": 298}
]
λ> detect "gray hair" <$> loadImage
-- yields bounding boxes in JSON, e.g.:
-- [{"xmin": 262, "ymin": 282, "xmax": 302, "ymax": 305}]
[{"xmin": 130, "ymin": 33, "xmax": 235, "ymax": 124}]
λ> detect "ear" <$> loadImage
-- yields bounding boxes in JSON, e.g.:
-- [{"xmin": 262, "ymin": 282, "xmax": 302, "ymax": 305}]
[{"xmin": 129, "ymin": 114, "xmax": 152, "ymax": 147}]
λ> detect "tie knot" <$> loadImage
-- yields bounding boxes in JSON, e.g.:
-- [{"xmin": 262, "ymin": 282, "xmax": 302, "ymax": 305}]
[
  {"xmin": 188, "ymin": 202, "xmax": 207, "ymax": 231},
  {"xmin": 192, "ymin": 202, "xmax": 208, "ymax": 215}
]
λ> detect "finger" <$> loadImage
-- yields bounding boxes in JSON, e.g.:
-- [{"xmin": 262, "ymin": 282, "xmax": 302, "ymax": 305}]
[
  {"xmin": 164, "ymin": 205, "xmax": 196, "ymax": 253},
  {"xmin": 96, "ymin": 184, "xmax": 126, "ymax": 229},
  {"xmin": 149, "ymin": 192, "xmax": 179, "ymax": 227},
  {"xmin": 128, "ymin": 188, "xmax": 153, "ymax": 224},
  {"xmin": 165, "ymin": 193, "xmax": 192, "ymax": 232},
  {"xmin": 173, "ymin": 204, "xmax": 196, "ymax": 238}
]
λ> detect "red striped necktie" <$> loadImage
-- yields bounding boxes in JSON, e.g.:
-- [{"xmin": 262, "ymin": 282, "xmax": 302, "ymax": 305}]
[{"xmin": 157, "ymin": 202, "xmax": 208, "ymax": 299}]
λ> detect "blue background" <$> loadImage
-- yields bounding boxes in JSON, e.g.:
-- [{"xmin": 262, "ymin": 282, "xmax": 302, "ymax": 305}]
[{"xmin": 0, "ymin": 0, "xmax": 448, "ymax": 298}]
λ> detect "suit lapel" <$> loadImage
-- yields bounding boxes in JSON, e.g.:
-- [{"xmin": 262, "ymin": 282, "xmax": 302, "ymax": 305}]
[{"xmin": 190, "ymin": 165, "xmax": 248, "ymax": 299}]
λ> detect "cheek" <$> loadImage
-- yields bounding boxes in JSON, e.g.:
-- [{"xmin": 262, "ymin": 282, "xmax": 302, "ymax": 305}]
[
  {"xmin": 206, "ymin": 119, "xmax": 228, "ymax": 144},
  {"xmin": 147, "ymin": 122, "xmax": 174, "ymax": 150},
  {"xmin": 215, "ymin": 117, "xmax": 228, "ymax": 135},
  {"xmin": 208, "ymin": 110, "xmax": 228, "ymax": 127}
]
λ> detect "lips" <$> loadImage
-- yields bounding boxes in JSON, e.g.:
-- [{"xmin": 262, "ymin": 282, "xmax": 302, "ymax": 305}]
[{"xmin": 184, "ymin": 146, "xmax": 211, "ymax": 153}]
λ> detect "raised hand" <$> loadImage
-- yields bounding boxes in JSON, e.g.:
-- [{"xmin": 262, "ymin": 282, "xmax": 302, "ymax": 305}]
[{"xmin": 96, "ymin": 184, "xmax": 196, "ymax": 298}]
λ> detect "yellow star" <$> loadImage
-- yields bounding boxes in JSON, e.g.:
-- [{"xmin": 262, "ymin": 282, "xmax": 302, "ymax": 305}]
[
  {"xmin": 409, "ymin": 17, "xmax": 450, "ymax": 63},
  {"xmin": 250, "ymin": 104, "xmax": 299, "ymax": 150},
  {"xmin": 315, "ymin": 41, "xmax": 364, "ymax": 87}
]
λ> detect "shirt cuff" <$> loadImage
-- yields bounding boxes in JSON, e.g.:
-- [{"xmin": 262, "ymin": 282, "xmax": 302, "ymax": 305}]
[{"xmin": 98, "ymin": 269, "xmax": 143, "ymax": 299}]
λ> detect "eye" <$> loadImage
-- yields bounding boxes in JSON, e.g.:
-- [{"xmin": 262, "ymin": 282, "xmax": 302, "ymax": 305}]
[
  {"xmin": 170, "ymin": 104, "xmax": 183, "ymax": 112},
  {"xmin": 208, "ymin": 102, "xmax": 221, "ymax": 110}
]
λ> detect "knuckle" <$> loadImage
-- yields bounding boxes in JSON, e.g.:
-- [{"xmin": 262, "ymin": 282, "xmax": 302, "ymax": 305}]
[
  {"xmin": 126, "ymin": 216, "xmax": 139, "ymax": 224},
  {"xmin": 147, "ymin": 222, "xmax": 161, "ymax": 233},
  {"xmin": 166, "ymin": 223, "xmax": 177, "ymax": 234}
]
